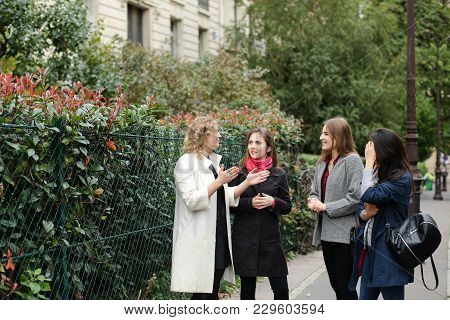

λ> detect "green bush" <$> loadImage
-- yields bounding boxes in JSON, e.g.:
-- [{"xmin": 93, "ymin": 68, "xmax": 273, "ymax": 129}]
[
  {"xmin": 299, "ymin": 154, "xmax": 320, "ymax": 169},
  {"xmin": 417, "ymin": 161, "xmax": 428, "ymax": 177},
  {"xmin": 0, "ymin": 72, "xmax": 175, "ymax": 299},
  {"xmin": 120, "ymin": 44, "xmax": 280, "ymax": 113}
]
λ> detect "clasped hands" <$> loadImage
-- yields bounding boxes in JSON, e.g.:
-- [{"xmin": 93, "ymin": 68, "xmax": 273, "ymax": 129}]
[
  {"xmin": 307, "ymin": 198, "xmax": 326, "ymax": 213},
  {"xmin": 252, "ymin": 193, "xmax": 275, "ymax": 210}
]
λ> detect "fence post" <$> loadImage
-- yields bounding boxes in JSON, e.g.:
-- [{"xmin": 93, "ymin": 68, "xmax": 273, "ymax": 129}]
[{"xmin": 53, "ymin": 118, "xmax": 68, "ymax": 299}]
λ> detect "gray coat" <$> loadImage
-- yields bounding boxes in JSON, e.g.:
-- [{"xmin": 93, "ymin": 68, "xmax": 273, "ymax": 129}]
[{"xmin": 309, "ymin": 153, "xmax": 363, "ymax": 246}]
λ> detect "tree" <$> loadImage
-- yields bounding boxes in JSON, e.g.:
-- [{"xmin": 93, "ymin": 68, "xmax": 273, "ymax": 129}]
[
  {"xmin": 371, "ymin": 0, "xmax": 449, "ymax": 160},
  {"xmin": 227, "ymin": 0, "xmax": 409, "ymax": 153},
  {"xmin": 415, "ymin": 0, "xmax": 449, "ymax": 158},
  {"xmin": 0, "ymin": 0, "xmax": 91, "ymax": 83}
]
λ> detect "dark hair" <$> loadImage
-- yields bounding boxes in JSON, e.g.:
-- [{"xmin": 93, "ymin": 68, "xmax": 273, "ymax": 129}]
[
  {"xmin": 320, "ymin": 117, "xmax": 357, "ymax": 161},
  {"xmin": 240, "ymin": 127, "xmax": 279, "ymax": 167},
  {"xmin": 370, "ymin": 128, "xmax": 411, "ymax": 183}
]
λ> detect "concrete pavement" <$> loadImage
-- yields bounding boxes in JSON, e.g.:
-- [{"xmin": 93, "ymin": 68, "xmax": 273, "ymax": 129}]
[{"xmin": 228, "ymin": 190, "xmax": 450, "ymax": 300}]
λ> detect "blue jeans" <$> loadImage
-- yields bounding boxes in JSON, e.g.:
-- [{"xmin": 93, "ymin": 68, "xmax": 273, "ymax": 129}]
[{"xmin": 359, "ymin": 255, "xmax": 405, "ymax": 300}]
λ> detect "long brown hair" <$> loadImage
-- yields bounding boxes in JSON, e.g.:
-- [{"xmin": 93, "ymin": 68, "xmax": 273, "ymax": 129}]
[
  {"xmin": 320, "ymin": 117, "xmax": 357, "ymax": 161},
  {"xmin": 239, "ymin": 127, "xmax": 279, "ymax": 168}
]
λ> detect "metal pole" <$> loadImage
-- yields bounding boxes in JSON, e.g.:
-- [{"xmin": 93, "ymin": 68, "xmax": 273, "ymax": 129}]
[
  {"xmin": 433, "ymin": 38, "xmax": 443, "ymax": 200},
  {"xmin": 54, "ymin": 117, "xmax": 68, "ymax": 299},
  {"xmin": 405, "ymin": 0, "xmax": 423, "ymax": 215}
]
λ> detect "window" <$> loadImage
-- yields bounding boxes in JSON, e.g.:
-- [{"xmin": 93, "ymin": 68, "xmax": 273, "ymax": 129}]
[
  {"xmin": 128, "ymin": 3, "xmax": 144, "ymax": 44},
  {"xmin": 198, "ymin": 28, "xmax": 208, "ymax": 57},
  {"xmin": 171, "ymin": 19, "xmax": 182, "ymax": 58},
  {"xmin": 198, "ymin": 0, "xmax": 209, "ymax": 11}
]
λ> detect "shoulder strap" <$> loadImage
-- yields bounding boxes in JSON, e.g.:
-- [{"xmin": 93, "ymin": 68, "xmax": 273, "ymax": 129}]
[{"xmin": 420, "ymin": 255, "xmax": 439, "ymax": 291}]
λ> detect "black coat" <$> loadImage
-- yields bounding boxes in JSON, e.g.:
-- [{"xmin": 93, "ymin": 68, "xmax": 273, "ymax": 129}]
[{"xmin": 229, "ymin": 167, "xmax": 292, "ymax": 277}]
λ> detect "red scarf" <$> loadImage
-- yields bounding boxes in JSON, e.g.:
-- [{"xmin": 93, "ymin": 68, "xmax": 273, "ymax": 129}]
[{"xmin": 245, "ymin": 156, "xmax": 273, "ymax": 172}]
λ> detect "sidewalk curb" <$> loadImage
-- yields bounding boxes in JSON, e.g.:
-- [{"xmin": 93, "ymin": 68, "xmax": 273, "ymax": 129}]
[
  {"xmin": 289, "ymin": 264, "xmax": 326, "ymax": 298},
  {"xmin": 447, "ymin": 233, "xmax": 450, "ymax": 300}
]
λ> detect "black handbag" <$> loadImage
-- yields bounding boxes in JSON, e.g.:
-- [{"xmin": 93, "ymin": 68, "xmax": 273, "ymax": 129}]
[{"xmin": 386, "ymin": 212, "xmax": 441, "ymax": 291}]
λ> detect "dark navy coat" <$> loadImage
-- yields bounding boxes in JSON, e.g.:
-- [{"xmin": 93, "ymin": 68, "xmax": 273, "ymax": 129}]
[
  {"xmin": 349, "ymin": 172, "xmax": 414, "ymax": 289},
  {"xmin": 229, "ymin": 167, "xmax": 292, "ymax": 277}
]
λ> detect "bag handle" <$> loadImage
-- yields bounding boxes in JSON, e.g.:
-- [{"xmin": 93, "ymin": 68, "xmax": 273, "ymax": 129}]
[{"xmin": 420, "ymin": 255, "xmax": 439, "ymax": 291}]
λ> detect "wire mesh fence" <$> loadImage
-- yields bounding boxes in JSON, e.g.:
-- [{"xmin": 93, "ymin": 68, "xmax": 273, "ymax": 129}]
[
  {"xmin": 0, "ymin": 121, "xmax": 312, "ymax": 299},
  {"xmin": 0, "ymin": 122, "xmax": 248, "ymax": 299}
]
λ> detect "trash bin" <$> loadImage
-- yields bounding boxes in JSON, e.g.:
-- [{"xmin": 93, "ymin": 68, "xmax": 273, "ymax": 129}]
[
  {"xmin": 424, "ymin": 173, "xmax": 434, "ymax": 190},
  {"xmin": 425, "ymin": 178, "xmax": 433, "ymax": 190}
]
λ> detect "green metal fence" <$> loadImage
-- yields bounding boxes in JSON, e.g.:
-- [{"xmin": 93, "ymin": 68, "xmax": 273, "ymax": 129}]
[{"xmin": 0, "ymin": 122, "xmax": 246, "ymax": 299}]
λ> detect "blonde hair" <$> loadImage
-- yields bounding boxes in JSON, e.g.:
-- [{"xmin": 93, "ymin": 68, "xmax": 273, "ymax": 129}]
[
  {"xmin": 183, "ymin": 116, "xmax": 218, "ymax": 154},
  {"xmin": 320, "ymin": 117, "xmax": 357, "ymax": 161}
]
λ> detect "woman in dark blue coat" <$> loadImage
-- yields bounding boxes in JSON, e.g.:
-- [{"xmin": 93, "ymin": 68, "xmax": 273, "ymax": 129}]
[{"xmin": 349, "ymin": 128, "xmax": 414, "ymax": 300}]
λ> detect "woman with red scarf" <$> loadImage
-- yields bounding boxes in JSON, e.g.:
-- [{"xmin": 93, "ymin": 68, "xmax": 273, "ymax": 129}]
[{"xmin": 229, "ymin": 128, "xmax": 292, "ymax": 300}]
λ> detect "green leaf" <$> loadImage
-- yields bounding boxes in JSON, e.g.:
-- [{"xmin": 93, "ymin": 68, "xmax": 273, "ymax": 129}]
[
  {"xmin": 88, "ymin": 176, "xmax": 98, "ymax": 186},
  {"xmin": 75, "ymin": 227, "xmax": 86, "ymax": 235},
  {"xmin": 32, "ymin": 136, "xmax": 40, "ymax": 145},
  {"xmin": 10, "ymin": 232, "xmax": 22, "ymax": 239},
  {"xmin": 3, "ymin": 175, "xmax": 14, "ymax": 186},
  {"xmin": 78, "ymin": 176, "xmax": 87, "ymax": 185},
  {"xmin": 40, "ymin": 282, "xmax": 51, "ymax": 292},
  {"xmin": 34, "ymin": 268, "xmax": 42, "ymax": 275},
  {"xmin": 6, "ymin": 141, "xmax": 20, "ymax": 150},
  {"xmin": 29, "ymin": 282, "xmax": 41, "ymax": 294},
  {"xmin": 79, "ymin": 122, "xmax": 94, "ymax": 128},
  {"xmin": 0, "ymin": 219, "xmax": 17, "ymax": 228},
  {"xmin": 90, "ymin": 164, "xmax": 104, "ymax": 172},
  {"xmin": 32, "ymin": 108, "xmax": 42, "ymax": 117},
  {"xmin": 80, "ymin": 147, "xmax": 88, "ymax": 156},
  {"xmin": 76, "ymin": 161, "xmax": 86, "ymax": 170},
  {"xmin": 27, "ymin": 148, "xmax": 36, "ymax": 158},
  {"xmin": 42, "ymin": 220, "xmax": 54, "ymax": 233}
]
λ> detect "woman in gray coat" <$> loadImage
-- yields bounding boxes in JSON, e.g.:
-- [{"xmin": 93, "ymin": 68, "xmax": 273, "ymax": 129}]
[{"xmin": 308, "ymin": 117, "xmax": 363, "ymax": 300}]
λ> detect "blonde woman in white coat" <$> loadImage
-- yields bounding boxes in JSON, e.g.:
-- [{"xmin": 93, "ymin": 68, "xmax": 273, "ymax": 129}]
[{"xmin": 171, "ymin": 116, "xmax": 270, "ymax": 299}]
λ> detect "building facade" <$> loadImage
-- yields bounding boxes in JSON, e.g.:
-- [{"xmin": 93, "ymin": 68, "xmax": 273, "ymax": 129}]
[{"xmin": 85, "ymin": 0, "xmax": 248, "ymax": 60}]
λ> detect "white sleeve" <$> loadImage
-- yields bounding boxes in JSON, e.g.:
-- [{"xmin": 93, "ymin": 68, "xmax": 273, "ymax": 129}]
[{"xmin": 361, "ymin": 168, "xmax": 375, "ymax": 195}]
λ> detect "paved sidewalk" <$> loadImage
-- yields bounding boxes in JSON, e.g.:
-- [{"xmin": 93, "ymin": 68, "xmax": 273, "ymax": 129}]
[{"xmin": 228, "ymin": 190, "xmax": 450, "ymax": 300}]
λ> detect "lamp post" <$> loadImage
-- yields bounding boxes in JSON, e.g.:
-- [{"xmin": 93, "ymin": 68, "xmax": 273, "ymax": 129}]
[
  {"xmin": 433, "ymin": 31, "xmax": 443, "ymax": 200},
  {"xmin": 405, "ymin": 0, "xmax": 423, "ymax": 215}
]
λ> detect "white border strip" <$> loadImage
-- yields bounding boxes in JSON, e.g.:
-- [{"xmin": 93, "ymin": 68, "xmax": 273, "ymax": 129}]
[{"xmin": 289, "ymin": 265, "xmax": 327, "ymax": 298}]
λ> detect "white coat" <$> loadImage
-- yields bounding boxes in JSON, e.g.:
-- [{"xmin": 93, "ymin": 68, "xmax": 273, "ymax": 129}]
[{"xmin": 171, "ymin": 152, "xmax": 239, "ymax": 293}]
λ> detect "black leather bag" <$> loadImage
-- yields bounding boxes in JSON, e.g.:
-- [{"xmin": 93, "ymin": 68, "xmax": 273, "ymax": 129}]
[{"xmin": 386, "ymin": 212, "xmax": 441, "ymax": 290}]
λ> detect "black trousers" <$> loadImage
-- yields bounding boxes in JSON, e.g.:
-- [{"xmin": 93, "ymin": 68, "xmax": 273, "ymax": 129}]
[
  {"xmin": 191, "ymin": 269, "xmax": 225, "ymax": 300},
  {"xmin": 240, "ymin": 276, "xmax": 289, "ymax": 300},
  {"xmin": 321, "ymin": 241, "xmax": 358, "ymax": 300}
]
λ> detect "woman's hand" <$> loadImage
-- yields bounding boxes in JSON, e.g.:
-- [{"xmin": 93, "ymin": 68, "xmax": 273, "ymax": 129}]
[
  {"xmin": 364, "ymin": 202, "xmax": 379, "ymax": 218},
  {"xmin": 217, "ymin": 164, "xmax": 239, "ymax": 185},
  {"xmin": 252, "ymin": 193, "xmax": 275, "ymax": 210},
  {"xmin": 246, "ymin": 168, "xmax": 270, "ymax": 186},
  {"xmin": 307, "ymin": 198, "xmax": 326, "ymax": 213},
  {"xmin": 365, "ymin": 141, "xmax": 377, "ymax": 169}
]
